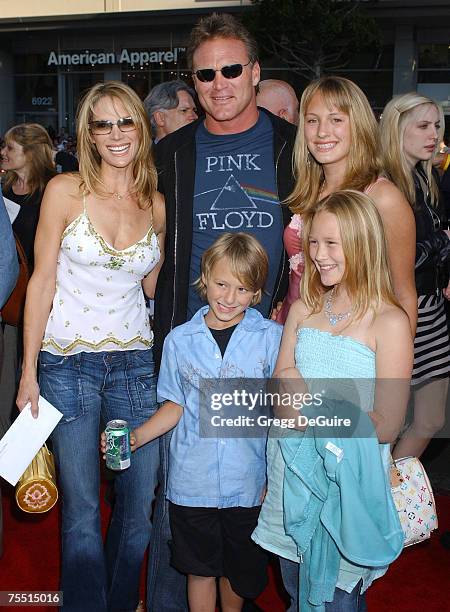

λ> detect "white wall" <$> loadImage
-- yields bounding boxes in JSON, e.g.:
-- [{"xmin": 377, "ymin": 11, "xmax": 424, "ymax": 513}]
[{"xmin": 0, "ymin": 0, "xmax": 250, "ymax": 19}]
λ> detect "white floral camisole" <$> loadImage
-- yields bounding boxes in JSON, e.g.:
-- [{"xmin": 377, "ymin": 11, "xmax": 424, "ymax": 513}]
[{"xmin": 42, "ymin": 198, "xmax": 160, "ymax": 356}]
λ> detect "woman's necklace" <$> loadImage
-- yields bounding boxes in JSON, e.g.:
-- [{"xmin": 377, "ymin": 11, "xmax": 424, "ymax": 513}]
[
  {"xmin": 324, "ymin": 286, "xmax": 352, "ymax": 326},
  {"xmin": 104, "ymin": 184, "xmax": 131, "ymax": 200},
  {"xmin": 110, "ymin": 190, "xmax": 130, "ymax": 200}
]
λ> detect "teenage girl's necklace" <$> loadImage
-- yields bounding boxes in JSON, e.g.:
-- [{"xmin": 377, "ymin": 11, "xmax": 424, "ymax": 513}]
[
  {"xmin": 319, "ymin": 181, "xmax": 326, "ymax": 200},
  {"xmin": 324, "ymin": 286, "xmax": 352, "ymax": 326}
]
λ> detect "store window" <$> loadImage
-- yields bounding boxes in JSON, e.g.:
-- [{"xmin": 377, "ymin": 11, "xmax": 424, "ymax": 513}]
[
  {"xmin": 15, "ymin": 74, "xmax": 58, "ymax": 130},
  {"xmin": 124, "ymin": 69, "xmax": 193, "ymax": 99},
  {"xmin": 16, "ymin": 75, "xmax": 58, "ymax": 113},
  {"xmin": 419, "ymin": 44, "xmax": 450, "ymax": 70}
]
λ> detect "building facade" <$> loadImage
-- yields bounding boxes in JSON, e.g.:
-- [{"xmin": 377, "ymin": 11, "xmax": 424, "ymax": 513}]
[{"xmin": 0, "ymin": 0, "xmax": 449, "ymax": 135}]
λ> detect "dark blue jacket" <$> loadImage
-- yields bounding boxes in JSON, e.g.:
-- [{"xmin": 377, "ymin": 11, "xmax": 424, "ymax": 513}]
[{"xmin": 0, "ymin": 190, "xmax": 19, "ymax": 309}]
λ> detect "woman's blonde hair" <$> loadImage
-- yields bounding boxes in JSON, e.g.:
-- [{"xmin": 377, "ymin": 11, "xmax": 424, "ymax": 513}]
[
  {"xmin": 287, "ymin": 76, "xmax": 380, "ymax": 216},
  {"xmin": 301, "ymin": 190, "xmax": 399, "ymax": 320},
  {"xmin": 379, "ymin": 92, "xmax": 443, "ymax": 207},
  {"xmin": 76, "ymin": 81, "xmax": 157, "ymax": 209},
  {"xmin": 2, "ymin": 123, "xmax": 56, "ymax": 197},
  {"xmin": 194, "ymin": 232, "xmax": 268, "ymax": 306}
]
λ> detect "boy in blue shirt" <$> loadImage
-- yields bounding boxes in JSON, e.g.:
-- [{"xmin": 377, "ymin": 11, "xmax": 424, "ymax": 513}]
[{"xmin": 127, "ymin": 233, "xmax": 282, "ymax": 611}]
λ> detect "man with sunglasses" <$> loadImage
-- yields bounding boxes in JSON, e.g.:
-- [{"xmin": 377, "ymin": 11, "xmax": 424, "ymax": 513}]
[{"xmin": 148, "ymin": 12, "xmax": 296, "ymax": 612}]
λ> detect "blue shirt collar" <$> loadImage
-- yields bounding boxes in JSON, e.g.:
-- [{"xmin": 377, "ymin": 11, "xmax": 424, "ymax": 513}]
[{"xmin": 183, "ymin": 305, "xmax": 271, "ymax": 336}]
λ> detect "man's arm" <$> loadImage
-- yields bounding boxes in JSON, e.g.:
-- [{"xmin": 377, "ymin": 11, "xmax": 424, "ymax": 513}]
[{"xmin": 0, "ymin": 192, "xmax": 19, "ymax": 308}]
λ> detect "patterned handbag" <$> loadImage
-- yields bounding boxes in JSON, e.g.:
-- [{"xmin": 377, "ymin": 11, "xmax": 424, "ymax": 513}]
[{"xmin": 390, "ymin": 456, "xmax": 438, "ymax": 547}]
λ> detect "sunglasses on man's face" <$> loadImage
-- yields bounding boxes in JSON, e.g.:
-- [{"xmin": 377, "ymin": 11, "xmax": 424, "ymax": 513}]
[
  {"xmin": 193, "ymin": 60, "xmax": 252, "ymax": 83},
  {"xmin": 88, "ymin": 117, "xmax": 136, "ymax": 135}
]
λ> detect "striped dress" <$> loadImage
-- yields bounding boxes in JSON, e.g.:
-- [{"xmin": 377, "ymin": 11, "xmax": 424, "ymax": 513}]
[
  {"xmin": 412, "ymin": 291, "xmax": 450, "ymax": 384},
  {"xmin": 412, "ymin": 168, "xmax": 450, "ymax": 385}
]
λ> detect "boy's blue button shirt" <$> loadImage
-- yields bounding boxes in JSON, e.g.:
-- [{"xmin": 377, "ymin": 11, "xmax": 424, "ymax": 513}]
[{"xmin": 157, "ymin": 306, "xmax": 283, "ymax": 508}]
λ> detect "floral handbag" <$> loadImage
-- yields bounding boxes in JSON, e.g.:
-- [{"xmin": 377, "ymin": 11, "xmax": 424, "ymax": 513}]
[
  {"xmin": 390, "ymin": 456, "xmax": 438, "ymax": 547},
  {"xmin": 15, "ymin": 444, "xmax": 58, "ymax": 513}
]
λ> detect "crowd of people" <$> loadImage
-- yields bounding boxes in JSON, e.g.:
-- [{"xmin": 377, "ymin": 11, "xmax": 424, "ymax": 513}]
[{"xmin": 0, "ymin": 10, "xmax": 449, "ymax": 612}]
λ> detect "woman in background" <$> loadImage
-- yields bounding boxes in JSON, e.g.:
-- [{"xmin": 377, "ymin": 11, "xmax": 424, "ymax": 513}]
[
  {"xmin": 0, "ymin": 123, "xmax": 56, "ymax": 438},
  {"xmin": 380, "ymin": 92, "xmax": 450, "ymax": 459}
]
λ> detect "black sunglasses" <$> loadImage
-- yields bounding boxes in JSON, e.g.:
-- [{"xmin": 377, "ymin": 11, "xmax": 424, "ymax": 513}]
[
  {"xmin": 88, "ymin": 117, "xmax": 136, "ymax": 135},
  {"xmin": 193, "ymin": 60, "xmax": 252, "ymax": 83}
]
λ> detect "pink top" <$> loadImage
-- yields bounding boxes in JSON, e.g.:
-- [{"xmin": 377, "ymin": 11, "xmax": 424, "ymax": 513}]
[
  {"xmin": 276, "ymin": 177, "xmax": 388, "ymax": 324},
  {"xmin": 276, "ymin": 214, "xmax": 304, "ymax": 324}
]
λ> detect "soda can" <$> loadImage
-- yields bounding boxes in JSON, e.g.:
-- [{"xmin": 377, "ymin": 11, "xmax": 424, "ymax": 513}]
[{"xmin": 105, "ymin": 420, "xmax": 131, "ymax": 470}]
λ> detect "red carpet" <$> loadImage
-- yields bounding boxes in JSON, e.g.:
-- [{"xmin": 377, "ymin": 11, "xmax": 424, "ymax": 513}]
[{"xmin": 1, "ymin": 481, "xmax": 449, "ymax": 611}]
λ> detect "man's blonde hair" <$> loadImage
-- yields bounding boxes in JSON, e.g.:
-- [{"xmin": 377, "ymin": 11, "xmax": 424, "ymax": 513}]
[
  {"xmin": 301, "ymin": 190, "xmax": 399, "ymax": 320},
  {"xmin": 76, "ymin": 81, "xmax": 157, "ymax": 209},
  {"xmin": 195, "ymin": 233, "xmax": 268, "ymax": 305},
  {"xmin": 287, "ymin": 76, "xmax": 380, "ymax": 216},
  {"xmin": 186, "ymin": 13, "xmax": 258, "ymax": 70}
]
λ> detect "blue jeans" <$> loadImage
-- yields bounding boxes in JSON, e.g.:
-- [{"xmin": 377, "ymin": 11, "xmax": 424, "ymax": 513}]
[
  {"xmin": 279, "ymin": 557, "xmax": 299, "ymax": 612},
  {"xmin": 147, "ymin": 430, "xmax": 188, "ymax": 612},
  {"xmin": 40, "ymin": 349, "xmax": 159, "ymax": 612},
  {"xmin": 325, "ymin": 580, "xmax": 367, "ymax": 612}
]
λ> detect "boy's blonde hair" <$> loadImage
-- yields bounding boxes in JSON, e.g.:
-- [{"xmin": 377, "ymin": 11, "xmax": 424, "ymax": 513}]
[
  {"xmin": 76, "ymin": 80, "xmax": 157, "ymax": 209},
  {"xmin": 301, "ymin": 190, "xmax": 399, "ymax": 320},
  {"xmin": 287, "ymin": 76, "xmax": 380, "ymax": 216},
  {"xmin": 379, "ymin": 92, "xmax": 443, "ymax": 207},
  {"xmin": 195, "ymin": 233, "xmax": 268, "ymax": 306}
]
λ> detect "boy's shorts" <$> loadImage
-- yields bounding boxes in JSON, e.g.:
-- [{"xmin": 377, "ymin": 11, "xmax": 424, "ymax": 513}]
[{"xmin": 168, "ymin": 502, "xmax": 268, "ymax": 599}]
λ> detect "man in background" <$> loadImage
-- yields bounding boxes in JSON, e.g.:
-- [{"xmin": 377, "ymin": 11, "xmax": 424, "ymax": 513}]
[
  {"xmin": 144, "ymin": 80, "xmax": 198, "ymax": 143},
  {"xmin": 257, "ymin": 79, "xmax": 299, "ymax": 125}
]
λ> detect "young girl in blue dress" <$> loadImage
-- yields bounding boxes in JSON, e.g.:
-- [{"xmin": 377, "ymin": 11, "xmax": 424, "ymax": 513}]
[{"xmin": 254, "ymin": 190, "xmax": 413, "ymax": 611}]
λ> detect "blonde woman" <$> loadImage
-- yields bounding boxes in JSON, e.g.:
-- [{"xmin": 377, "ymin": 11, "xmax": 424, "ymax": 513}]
[
  {"xmin": 16, "ymin": 82, "xmax": 165, "ymax": 612},
  {"xmin": 380, "ymin": 93, "xmax": 450, "ymax": 459},
  {"xmin": 276, "ymin": 76, "xmax": 417, "ymax": 332},
  {"xmin": 255, "ymin": 190, "xmax": 412, "ymax": 611}
]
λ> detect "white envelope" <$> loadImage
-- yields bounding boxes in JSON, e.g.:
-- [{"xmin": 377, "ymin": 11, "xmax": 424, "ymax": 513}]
[
  {"xmin": 0, "ymin": 396, "xmax": 63, "ymax": 485},
  {"xmin": 3, "ymin": 196, "xmax": 21, "ymax": 224}
]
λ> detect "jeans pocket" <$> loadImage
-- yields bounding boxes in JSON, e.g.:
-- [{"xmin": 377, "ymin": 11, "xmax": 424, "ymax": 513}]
[
  {"xmin": 135, "ymin": 373, "xmax": 157, "ymax": 416},
  {"xmin": 40, "ymin": 354, "xmax": 84, "ymax": 423},
  {"xmin": 133, "ymin": 349, "xmax": 155, "ymax": 372},
  {"xmin": 39, "ymin": 351, "xmax": 69, "ymax": 368}
]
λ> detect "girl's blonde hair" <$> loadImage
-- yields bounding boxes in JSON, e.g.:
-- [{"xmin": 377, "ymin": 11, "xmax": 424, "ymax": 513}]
[
  {"xmin": 301, "ymin": 190, "xmax": 399, "ymax": 319},
  {"xmin": 76, "ymin": 81, "xmax": 157, "ymax": 209},
  {"xmin": 2, "ymin": 123, "xmax": 56, "ymax": 197},
  {"xmin": 287, "ymin": 76, "xmax": 380, "ymax": 216},
  {"xmin": 194, "ymin": 232, "xmax": 268, "ymax": 306},
  {"xmin": 379, "ymin": 92, "xmax": 443, "ymax": 207}
]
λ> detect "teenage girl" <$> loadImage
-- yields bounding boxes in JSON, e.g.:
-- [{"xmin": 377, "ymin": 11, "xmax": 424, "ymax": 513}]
[{"xmin": 254, "ymin": 190, "xmax": 413, "ymax": 611}]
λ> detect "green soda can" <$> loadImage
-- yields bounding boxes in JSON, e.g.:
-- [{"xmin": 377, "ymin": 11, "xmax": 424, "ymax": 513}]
[{"xmin": 105, "ymin": 420, "xmax": 131, "ymax": 470}]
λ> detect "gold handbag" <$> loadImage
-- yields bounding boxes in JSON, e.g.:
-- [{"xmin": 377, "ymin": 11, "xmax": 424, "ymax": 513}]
[{"xmin": 15, "ymin": 444, "xmax": 58, "ymax": 513}]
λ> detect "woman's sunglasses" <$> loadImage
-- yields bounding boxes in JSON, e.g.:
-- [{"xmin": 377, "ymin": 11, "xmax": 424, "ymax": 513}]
[
  {"xmin": 193, "ymin": 60, "xmax": 252, "ymax": 83},
  {"xmin": 89, "ymin": 117, "xmax": 136, "ymax": 135}
]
